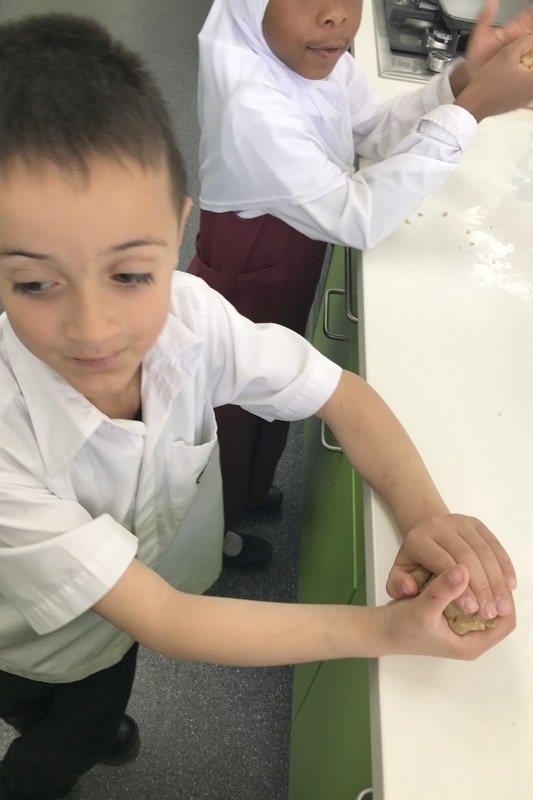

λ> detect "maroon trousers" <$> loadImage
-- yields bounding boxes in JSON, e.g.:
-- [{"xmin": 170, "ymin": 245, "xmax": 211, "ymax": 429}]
[{"xmin": 187, "ymin": 210, "xmax": 327, "ymax": 529}]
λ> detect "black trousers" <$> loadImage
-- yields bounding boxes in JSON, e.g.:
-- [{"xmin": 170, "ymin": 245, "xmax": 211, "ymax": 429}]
[{"xmin": 0, "ymin": 643, "xmax": 138, "ymax": 800}]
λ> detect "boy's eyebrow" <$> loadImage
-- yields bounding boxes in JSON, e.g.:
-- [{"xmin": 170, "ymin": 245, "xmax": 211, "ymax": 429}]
[
  {"xmin": 0, "ymin": 238, "xmax": 169, "ymax": 260},
  {"xmin": 0, "ymin": 249, "xmax": 47, "ymax": 260},
  {"xmin": 106, "ymin": 237, "xmax": 169, "ymax": 253}
]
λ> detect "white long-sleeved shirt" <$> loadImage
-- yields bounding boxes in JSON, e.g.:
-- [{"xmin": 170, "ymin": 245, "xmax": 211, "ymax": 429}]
[
  {"xmin": 218, "ymin": 61, "xmax": 478, "ymax": 249},
  {"xmin": 0, "ymin": 272, "xmax": 341, "ymax": 682}
]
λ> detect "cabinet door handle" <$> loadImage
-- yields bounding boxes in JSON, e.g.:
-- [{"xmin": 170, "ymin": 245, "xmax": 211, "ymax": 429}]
[
  {"xmin": 323, "ymin": 288, "xmax": 350, "ymax": 341},
  {"xmin": 344, "ymin": 246, "xmax": 359, "ymax": 324},
  {"xmin": 320, "ymin": 419, "xmax": 342, "ymax": 452},
  {"xmin": 354, "ymin": 791, "xmax": 373, "ymax": 800}
]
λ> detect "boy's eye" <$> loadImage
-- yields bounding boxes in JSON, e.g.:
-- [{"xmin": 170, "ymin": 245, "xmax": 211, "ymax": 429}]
[
  {"xmin": 12, "ymin": 280, "xmax": 54, "ymax": 295},
  {"xmin": 113, "ymin": 272, "xmax": 154, "ymax": 287}
]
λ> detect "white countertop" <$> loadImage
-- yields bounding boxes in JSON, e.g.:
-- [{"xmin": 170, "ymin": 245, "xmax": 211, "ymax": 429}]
[{"xmin": 357, "ymin": 2, "xmax": 533, "ymax": 799}]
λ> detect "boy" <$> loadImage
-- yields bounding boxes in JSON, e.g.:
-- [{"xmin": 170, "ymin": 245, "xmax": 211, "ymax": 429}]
[{"xmin": 0, "ymin": 14, "xmax": 516, "ymax": 800}]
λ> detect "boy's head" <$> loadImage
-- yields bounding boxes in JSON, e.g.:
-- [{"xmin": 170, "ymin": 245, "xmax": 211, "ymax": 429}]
[
  {"xmin": 261, "ymin": 0, "xmax": 362, "ymax": 80},
  {"xmin": 0, "ymin": 14, "xmax": 191, "ymax": 419},
  {"xmin": 0, "ymin": 13, "xmax": 187, "ymax": 213}
]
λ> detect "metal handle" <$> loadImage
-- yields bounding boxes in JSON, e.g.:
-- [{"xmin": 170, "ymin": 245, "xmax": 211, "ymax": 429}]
[
  {"xmin": 344, "ymin": 247, "xmax": 358, "ymax": 324},
  {"xmin": 324, "ymin": 288, "xmax": 349, "ymax": 341},
  {"xmin": 354, "ymin": 790, "xmax": 373, "ymax": 800},
  {"xmin": 320, "ymin": 419, "xmax": 342, "ymax": 452}
]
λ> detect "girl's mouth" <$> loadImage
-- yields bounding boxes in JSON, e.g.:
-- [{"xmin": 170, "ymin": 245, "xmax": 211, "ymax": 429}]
[{"xmin": 308, "ymin": 44, "xmax": 347, "ymax": 63}]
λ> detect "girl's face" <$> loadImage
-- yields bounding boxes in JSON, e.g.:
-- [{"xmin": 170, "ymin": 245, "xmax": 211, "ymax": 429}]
[{"xmin": 262, "ymin": 0, "xmax": 362, "ymax": 80}]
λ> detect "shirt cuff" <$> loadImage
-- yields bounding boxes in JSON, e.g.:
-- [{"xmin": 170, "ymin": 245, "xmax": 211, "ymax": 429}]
[{"xmin": 418, "ymin": 104, "xmax": 478, "ymax": 152}]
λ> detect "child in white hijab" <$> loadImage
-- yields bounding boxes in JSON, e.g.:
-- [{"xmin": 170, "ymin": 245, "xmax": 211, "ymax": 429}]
[{"xmin": 188, "ymin": 0, "xmax": 533, "ymax": 568}]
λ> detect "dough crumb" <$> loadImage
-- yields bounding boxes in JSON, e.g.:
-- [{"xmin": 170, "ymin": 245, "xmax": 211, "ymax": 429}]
[
  {"xmin": 521, "ymin": 51, "xmax": 533, "ymax": 69},
  {"xmin": 411, "ymin": 566, "xmax": 498, "ymax": 635}
]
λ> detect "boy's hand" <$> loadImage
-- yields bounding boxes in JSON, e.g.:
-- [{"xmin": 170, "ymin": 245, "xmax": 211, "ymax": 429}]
[
  {"xmin": 382, "ymin": 565, "xmax": 516, "ymax": 659},
  {"xmin": 466, "ymin": 0, "xmax": 533, "ymax": 74},
  {"xmin": 386, "ymin": 514, "xmax": 517, "ymax": 622},
  {"xmin": 454, "ymin": 34, "xmax": 533, "ymax": 120}
]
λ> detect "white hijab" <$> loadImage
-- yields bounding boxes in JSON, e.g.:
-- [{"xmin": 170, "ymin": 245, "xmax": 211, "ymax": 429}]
[{"xmin": 198, "ymin": 0, "xmax": 357, "ymax": 211}]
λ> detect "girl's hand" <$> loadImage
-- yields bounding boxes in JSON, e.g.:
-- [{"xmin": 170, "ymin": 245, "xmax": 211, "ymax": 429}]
[
  {"xmin": 386, "ymin": 514, "xmax": 517, "ymax": 621},
  {"xmin": 466, "ymin": 0, "xmax": 533, "ymax": 74},
  {"xmin": 454, "ymin": 35, "xmax": 533, "ymax": 121},
  {"xmin": 382, "ymin": 565, "xmax": 516, "ymax": 659}
]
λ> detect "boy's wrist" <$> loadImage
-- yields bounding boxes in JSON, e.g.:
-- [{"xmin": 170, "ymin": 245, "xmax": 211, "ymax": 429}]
[
  {"xmin": 395, "ymin": 500, "xmax": 450, "ymax": 541},
  {"xmin": 354, "ymin": 604, "xmax": 397, "ymax": 658},
  {"xmin": 337, "ymin": 604, "xmax": 390, "ymax": 660}
]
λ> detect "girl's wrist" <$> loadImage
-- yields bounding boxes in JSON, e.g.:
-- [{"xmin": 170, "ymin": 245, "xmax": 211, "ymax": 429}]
[{"xmin": 449, "ymin": 59, "xmax": 473, "ymax": 98}]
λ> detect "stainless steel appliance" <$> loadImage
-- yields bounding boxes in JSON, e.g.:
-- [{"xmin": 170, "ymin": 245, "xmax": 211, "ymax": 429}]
[{"xmin": 372, "ymin": 0, "xmax": 532, "ymax": 83}]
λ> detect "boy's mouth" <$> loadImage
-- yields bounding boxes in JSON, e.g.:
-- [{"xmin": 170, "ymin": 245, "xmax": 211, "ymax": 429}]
[{"xmin": 71, "ymin": 350, "xmax": 123, "ymax": 369}]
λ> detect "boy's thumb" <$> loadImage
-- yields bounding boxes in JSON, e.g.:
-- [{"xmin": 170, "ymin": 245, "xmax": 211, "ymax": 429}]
[{"xmin": 424, "ymin": 565, "xmax": 469, "ymax": 610}]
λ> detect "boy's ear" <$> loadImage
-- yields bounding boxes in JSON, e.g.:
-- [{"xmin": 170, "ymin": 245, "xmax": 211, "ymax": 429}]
[{"xmin": 177, "ymin": 196, "xmax": 193, "ymax": 246}]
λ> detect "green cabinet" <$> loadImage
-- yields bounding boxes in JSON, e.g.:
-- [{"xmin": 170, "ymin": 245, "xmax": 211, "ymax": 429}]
[
  {"xmin": 289, "ymin": 583, "xmax": 372, "ymax": 800},
  {"xmin": 289, "ymin": 246, "xmax": 372, "ymax": 800}
]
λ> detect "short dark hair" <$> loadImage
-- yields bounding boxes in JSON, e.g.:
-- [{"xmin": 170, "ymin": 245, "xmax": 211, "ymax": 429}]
[{"xmin": 0, "ymin": 13, "xmax": 188, "ymax": 211}]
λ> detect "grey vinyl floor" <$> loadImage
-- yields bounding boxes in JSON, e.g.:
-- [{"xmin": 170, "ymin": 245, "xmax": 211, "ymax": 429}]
[{"xmin": 0, "ymin": 2, "xmax": 305, "ymax": 799}]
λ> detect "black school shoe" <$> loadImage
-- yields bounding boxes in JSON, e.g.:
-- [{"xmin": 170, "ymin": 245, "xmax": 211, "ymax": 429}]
[
  {"xmin": 222, "ymin": 532, "xmax": 273, "ymax": 570},
  {"xmin": 0, "ymin": 772, "xmax": 17, "ymax": 800},
  {"xmin": 246, "ymin": 486, "xmax": 283, "ymax": 515},
  {"xmin": 0, "ymin": 765, "xmax": 73, "ymax": 800},
  {"xmin": 99, "ymin": 715, "xmax": 140, "ymax": 766}
]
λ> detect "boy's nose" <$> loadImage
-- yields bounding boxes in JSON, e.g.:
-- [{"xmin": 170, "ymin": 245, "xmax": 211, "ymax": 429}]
[{"xmin": 64, "ymin": 292, "xmax": 120, "ymax": 348}]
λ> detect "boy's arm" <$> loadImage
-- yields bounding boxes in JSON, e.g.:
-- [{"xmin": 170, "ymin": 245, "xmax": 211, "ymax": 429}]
[
  {"xmin": 93, "ymin": 557, "xmax": 514, "ymax": 666},
  {"xmin": 316, "ymin": 370, "xmax": 516, "ymax": 621}
]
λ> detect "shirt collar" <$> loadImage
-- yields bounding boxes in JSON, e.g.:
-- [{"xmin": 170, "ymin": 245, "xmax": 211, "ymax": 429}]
[{"xmin": 3, "ymin": 313, "xmax": 204, "ymax": 477}]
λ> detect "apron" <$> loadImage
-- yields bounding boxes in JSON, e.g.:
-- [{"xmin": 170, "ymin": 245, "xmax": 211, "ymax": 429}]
[{"xmin": 187, "ymin": 210, "xmax": 327, "ymax": 526}]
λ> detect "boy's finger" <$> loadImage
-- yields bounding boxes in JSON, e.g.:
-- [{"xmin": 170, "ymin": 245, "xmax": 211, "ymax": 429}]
[{"xmin": 386, "ymin": 566, "xmax": 423, "ymax": 599}]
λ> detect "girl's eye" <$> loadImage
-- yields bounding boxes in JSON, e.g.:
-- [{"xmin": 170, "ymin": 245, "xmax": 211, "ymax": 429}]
[
  {"xmin": 12, "ymin": 280, "xmax": 54, "ymax": 295},
  {"xmin": 114, "ymin": 272, "xmax": 154, "ymax": 287}
]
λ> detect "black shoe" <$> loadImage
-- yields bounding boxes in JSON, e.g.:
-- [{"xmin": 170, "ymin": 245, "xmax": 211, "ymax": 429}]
[
  {"xmin": 222, "ymin": 532, "xmax": 273, "ymax": 570},
  {"xmin": 246, "ymin": 486, "xmax": 283, "ymax": 515},
  {"xmin": 99, "ymin": 715, "xmax": 140, "ymax": 766},
  {"xmin": 0, "ymin": 771, "xmax": 14, "ymax": 800},
  {"xmin": 0, "ymin": 764, "xmax": 73, "ymax": 799}
]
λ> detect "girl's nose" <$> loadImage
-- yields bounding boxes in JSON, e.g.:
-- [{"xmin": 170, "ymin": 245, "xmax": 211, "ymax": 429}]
[{"xmin": 320, "ymin": 3, "xmax": 349, "ymax": 26}]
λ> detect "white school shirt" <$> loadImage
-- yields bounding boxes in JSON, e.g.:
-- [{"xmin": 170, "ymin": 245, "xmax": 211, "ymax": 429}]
[
  {"xmin": 200, "ymin": 0, "xmax": 478, "ymax": 250},
  {"xmin": 0, "ymin": 271, "xmax": 341, "ymax": 683}
]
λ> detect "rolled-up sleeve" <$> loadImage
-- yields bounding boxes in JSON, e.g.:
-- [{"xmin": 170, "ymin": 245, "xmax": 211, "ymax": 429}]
[
  {"xmin": 188, "ymin": 280, "xmax": 343, "ymax": 421},
  {"xmin": 0, "ymin": 476, "xmax": 138, "ymax": 635}
]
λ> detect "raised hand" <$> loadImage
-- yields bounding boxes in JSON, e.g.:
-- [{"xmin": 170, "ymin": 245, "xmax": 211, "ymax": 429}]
[
  {"xmin": 466, "ymin": 0, "xmax": 533, "ymax": 73},
  {"xmin": 454, "ymin": 34, "xmax": 533, "ymax": 120}
]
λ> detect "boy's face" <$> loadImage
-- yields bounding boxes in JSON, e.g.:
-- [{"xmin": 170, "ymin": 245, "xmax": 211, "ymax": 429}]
[
  {"xmin": 262, "ymin": 0, "xmax": 362, "ymax": 80},
  {"xmin": 0, "ymin": 157, "xmax": 190, "ymax": 418}
]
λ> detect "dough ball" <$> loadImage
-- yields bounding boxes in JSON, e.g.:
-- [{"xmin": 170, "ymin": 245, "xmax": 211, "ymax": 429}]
[{"xmin": 411, "ymin": 566, "xmax": 497, "ymax": 635}]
